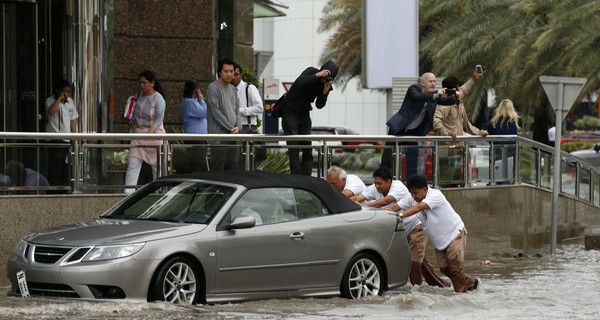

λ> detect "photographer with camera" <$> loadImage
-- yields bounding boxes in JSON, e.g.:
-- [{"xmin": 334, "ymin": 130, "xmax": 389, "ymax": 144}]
[
  {"xmin": 381, "ymin": 72, "xmax": 456, "ymax": 175},
  {"xmin": 281, "ymin": 60, "xmax": 339, "ymax": 175},
  {"xmin": 433, "ymin": 68, "xmax": 488, "ymax": 141}
]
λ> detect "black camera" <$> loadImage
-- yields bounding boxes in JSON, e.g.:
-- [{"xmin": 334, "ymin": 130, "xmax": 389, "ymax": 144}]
[
  {"xmin": 325, "ymin": 75, "xmax": 333, "ymax": 82},
  {"xmin": 445, "ymin": 88, "xmax": 456, "ymax": 95}
]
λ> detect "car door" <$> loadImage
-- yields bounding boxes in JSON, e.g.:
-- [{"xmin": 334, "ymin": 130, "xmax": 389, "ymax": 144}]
[{"xmin": 214, "ymin": 188, "xmax": 311, "ymax": 294}]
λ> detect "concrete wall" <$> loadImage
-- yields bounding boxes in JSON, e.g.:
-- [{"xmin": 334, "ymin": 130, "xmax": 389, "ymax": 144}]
[
  {"xmin": 2, "ymin": 185, "xmax": 599, "ymax": 287},
  {"xmin": 442, "ymin": 186, "xmax": 600, "ymax": 260}
]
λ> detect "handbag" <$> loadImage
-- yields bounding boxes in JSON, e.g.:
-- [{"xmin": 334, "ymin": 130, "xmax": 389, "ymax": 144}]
[
  {"xmin": 123, "ymin": 92, "xmax": 140, "ymax": 119},
  {"xmin": 270, "ymin": 92, "xmax": 287, "ymax": 118}
]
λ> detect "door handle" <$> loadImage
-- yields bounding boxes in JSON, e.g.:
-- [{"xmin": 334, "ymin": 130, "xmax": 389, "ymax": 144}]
[{"xmin": 289, "ymin": 232, "xmax": 305, "ymax": 240}]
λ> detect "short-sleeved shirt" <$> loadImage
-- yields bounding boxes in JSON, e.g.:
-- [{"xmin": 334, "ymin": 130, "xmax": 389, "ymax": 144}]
[
  {"xmin": 361, "ymin": 180, "xmax": 409, "ymax": 203},
  {"xmin": 397, "ymin": 188, "xmax": 464, "ymax": 250},
  {"xmin": 343, "ymin": 174, "xmax": 366, "ymax": 197},
  {"xmin": 45, "ymin": 96, "xmax": 78, "ymax": 133}
]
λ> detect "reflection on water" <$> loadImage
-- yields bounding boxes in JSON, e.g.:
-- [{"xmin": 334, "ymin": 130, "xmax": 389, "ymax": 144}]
[{"xmin": 1, "ymin": 245, "xmax": 599, "ymax": 320}]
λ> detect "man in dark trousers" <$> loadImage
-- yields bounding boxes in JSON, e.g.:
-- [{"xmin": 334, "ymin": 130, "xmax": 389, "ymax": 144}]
[
  {"xmin": 381, "ymin": 72, "xmax": 456, "ymax": 175},
  {"xmin": 282, "ymin": 60, "xmax": 339, "ymax": 175}
]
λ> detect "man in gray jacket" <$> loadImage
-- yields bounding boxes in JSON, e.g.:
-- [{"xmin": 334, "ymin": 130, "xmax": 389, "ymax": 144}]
[{"xmin": 206, "ymin": 58, "xmax": 240, "ymax": 170}]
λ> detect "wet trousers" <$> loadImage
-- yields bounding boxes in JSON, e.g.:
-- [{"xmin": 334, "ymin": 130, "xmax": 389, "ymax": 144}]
[
  {"xmin": 435, "ymin": 227, "xmax": 476, "ymax": 292},
  {"xmin": 408, "ymin": 225, "xmax": 448, "ymax": 287}
]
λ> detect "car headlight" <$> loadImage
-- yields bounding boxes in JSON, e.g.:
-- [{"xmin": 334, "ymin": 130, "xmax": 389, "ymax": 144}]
[
  {"xmin": 83, "ymin": 243, "xmax": 145, "ymax": 262},
  {"xmin": 13, "ymin": 240, "xmax": 29, "ymax": 259}
]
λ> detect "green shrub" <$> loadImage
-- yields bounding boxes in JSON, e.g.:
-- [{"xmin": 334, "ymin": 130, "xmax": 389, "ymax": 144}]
[
  {"xmin": 561, "ymin": 141, "xmax": 596, "ymax": 153},
  {"xmin": 256, "ymin": 152, "xmax": 290, "ymax": 173}
]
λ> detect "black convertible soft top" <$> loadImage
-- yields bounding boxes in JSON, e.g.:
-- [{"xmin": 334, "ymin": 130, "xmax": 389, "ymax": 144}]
[{"xmin": 161, "ymin": 171, "xmax": 362, "ymax": 214}]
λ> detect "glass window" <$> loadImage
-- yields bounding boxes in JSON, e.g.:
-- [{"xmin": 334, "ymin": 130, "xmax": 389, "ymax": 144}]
[
  {"xmin": 106, "ymin": 181, "xmax": 234, "ymax": 224},
  {"xmin": 229, "ymin": 188, "xmax": 297, "ymax": 225},
  {"xmin": 228, "ymin": 187, "xmax": 329, "ymax": 225},
  {"xmin": 294, "ymin": 189, "xmax": 329, "ymax": 219}
]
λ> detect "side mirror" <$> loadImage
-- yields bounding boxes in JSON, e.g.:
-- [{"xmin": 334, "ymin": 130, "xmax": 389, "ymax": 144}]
[{"xmin": 229, "ymin": 215, "xmax": 256, "ymax": 229}]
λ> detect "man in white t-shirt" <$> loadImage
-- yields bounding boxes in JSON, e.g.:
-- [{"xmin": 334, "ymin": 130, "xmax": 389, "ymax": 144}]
[
  {"xmin": 326, "ymin": 166, "xmax": 366, "ymax": 198},
  {"xmin": 388, "ymin": 174, "xmax": 479, "ymax": 292},
  {"xmin": 352, "ymin": 167, "xmax": 408, "ymax": 208},
  {"xmin": 354, "ymin": 167, "xmax": 447, "ymax": 287},
  {"xmin": 45, "ymin": 80, "xmax": 78, "ymax": 188},
  {"xmin": 46, "ymin": 80, "xmax": 78, "ymax": 134}
]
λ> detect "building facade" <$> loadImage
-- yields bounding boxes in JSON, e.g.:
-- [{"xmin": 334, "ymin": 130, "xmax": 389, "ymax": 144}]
[
  {"xmin": 0, "ymin": 0, "xmax": 255, "ymax": 184},
  {"xmin": 254, "ymin": 0, "xmax": 388, "ymax": 135},
  {"xmin": 0, "ymin": 0, "xmax": 255, "ymax": 135}
]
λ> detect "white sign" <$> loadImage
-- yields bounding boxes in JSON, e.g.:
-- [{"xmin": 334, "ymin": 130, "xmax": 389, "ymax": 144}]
[
  {"xmin": 17, "ymin": 270, "xmax": 30, "ymax": 298},
  {"xmin": 263, "ymin": 78, "xmax": 280, "ymax": 100},
  {"xmin": 539, "ymin": 76, "xmax": 587, "ymax": 115},
  {"xmin": 362, "ymin": 0, "xmax": 418, "ymax": 89}
]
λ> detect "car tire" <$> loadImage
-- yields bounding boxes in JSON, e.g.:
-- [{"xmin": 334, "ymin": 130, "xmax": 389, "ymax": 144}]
[
  {"xmin": 152, "ymin": 256, "xmax": 201, "ymax": 304},
  {"xmin": 340, "ymin": 253, "xmax": 384, "ymax": 299}
]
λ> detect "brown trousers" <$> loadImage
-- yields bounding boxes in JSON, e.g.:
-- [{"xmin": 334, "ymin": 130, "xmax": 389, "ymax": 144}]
[
  {"xmin": 408, "ymin": 225, "xmax": 448, "ymax": 287},
  {"xmin": 435, "ymin": 227, "xmax": 476, "ymax": 292}
]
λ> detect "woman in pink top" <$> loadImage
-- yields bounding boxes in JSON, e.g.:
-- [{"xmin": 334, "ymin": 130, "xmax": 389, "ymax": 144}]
[{"xmin": 124, "ymin": 70, "xmax": 166, "ymax": 193}]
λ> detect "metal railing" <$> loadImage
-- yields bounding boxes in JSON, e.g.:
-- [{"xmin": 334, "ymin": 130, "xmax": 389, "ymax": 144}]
[{"xmin": 1, "ymin": 131, "xmax": 599, "ymax": 207}]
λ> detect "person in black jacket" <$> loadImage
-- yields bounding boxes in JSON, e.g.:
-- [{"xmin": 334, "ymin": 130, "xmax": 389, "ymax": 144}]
[
  {"xmin": 381, "ymin": 72, "xmax": 456, "ymax": 174},
  {"xmin": 282, "ymin": 60, "xmax": 339, "ymax": 175}
]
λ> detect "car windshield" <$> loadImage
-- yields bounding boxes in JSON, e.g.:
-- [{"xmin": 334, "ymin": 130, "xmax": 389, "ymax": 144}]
[{"xmin": 105, "ymin": 181, "xmax": 235, "ymax": 224}]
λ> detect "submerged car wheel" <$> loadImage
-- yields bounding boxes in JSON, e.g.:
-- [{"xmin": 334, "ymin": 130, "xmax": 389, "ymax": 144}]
[
  {"xmin": 153, "ymin": 256, "xmax": 200, "ymax": 304},
  {"xmin": 341, "ymin": 253, "xmax": 383, "ymax": 299}
]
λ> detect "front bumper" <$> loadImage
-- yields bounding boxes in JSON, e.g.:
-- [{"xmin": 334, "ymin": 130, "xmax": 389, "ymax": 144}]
[{"xmin": 7, "ymin": 253, "xmax": 161, "ymax": 302}]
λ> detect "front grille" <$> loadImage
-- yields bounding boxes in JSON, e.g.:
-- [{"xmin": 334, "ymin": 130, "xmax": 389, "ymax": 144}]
[
  {"xmin": 23, "ymin": 282, "xmax": 80, "ymax": 298},
  {"xmin": 33, "ymin": 246, "xmax": 72, "ymax": 264}
]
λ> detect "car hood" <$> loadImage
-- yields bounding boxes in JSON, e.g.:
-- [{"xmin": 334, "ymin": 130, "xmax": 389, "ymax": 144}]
[{"xmin": 24, "ymin": 218, "xmax": 207, "ymax": 247}]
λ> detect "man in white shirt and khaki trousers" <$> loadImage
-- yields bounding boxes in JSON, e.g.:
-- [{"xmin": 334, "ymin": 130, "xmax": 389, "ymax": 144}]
[{"xmin": 388, "ymin": 174, "xmax": 479, "ymax": 292}]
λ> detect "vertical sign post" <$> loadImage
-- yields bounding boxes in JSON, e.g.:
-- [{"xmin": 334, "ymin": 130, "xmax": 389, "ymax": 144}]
[{"xmin": 539, "ymin": 76, "xmax": 586, "ymax": 254}]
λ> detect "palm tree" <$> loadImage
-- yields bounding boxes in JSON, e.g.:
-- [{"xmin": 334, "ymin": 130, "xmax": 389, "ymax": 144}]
[
  {"xmin": 421, "ymin": 0, "xmax": 600, "ymax": 126},
  {"xmin": 318, "ymin": 0, "xmax": 362, "ymax": 90},
  {"xmin": 320, "ymin": 0, "xmax": 600, "ymax": 129}
]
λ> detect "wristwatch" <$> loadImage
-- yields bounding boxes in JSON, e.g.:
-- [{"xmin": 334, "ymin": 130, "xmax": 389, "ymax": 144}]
[{"xmin": 398, "ymin": 212, "xmax": 403, "ymax": 218}]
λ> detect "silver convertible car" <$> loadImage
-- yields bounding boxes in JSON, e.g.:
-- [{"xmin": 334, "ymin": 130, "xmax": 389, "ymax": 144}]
[{"xmin": 7, "ymin": 172, "xmax": 410, "ymax": 304}]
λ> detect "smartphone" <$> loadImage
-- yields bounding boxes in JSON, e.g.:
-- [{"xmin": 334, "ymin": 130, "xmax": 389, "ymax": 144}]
[{"xmin": 476, "ymin": 65, "xmax": 483, "ymax": 75}]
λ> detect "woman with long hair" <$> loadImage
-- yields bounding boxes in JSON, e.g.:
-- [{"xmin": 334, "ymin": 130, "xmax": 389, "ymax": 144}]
[
  {"xmin": 489, "ymin": 99, "xmax": 520, "ymax": 182},
  {"xmin": 488, "ymin": 98, "xmax": 520, "ymax": 139},
  {"xmin": 125, "ymin": 70, "xmax": 166, "ymax": 193}
]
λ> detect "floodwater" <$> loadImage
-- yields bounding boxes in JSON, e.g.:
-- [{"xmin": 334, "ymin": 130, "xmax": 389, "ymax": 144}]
[{"xmin": 1, "ymin": 244, "xmax": 598, "ymax": 320}]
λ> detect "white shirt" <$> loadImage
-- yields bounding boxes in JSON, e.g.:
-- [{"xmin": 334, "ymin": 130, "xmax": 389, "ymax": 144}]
[
  {"xmin": 235, "ymin": 80, "xmax": 263, "ymax": 126},
  {"xmin": 397, "ymin": 188, "xmax": 464, "ymax": 250},
  {"xmin": 548, "ymin": 126, "xmax": 556, "ymax": 142},
  {"xmin": 343, "ymin": 174, "xmax": 366, "ymax": 196},
  {"xmin": 45, "ymin": 96, "xmax": 78, "ymax": 133},
  {"xmin": 361, "ymin": 180, "xmax": 409, "ymax": 203}
]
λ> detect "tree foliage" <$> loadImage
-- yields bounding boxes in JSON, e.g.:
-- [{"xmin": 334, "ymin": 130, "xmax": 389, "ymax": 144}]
[
  {"xmin": 320, "ymin": 0, "xmax": 600, "ymax": 125},
  {"xmin": 318, "ymin": 0, "xmax": 362, "ymax": 90}
]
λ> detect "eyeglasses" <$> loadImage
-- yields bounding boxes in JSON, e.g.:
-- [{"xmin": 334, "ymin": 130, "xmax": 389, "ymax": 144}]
[
  {"xmin": 234, "ymin": 73, "xmax": 241, "ymax": 77},
  {"xmin": 139, "ymin": 81, "xmax": 150, "ymax": 85}
]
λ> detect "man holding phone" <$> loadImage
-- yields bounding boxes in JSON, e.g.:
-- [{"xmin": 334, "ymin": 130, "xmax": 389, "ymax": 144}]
[{"xmin": 433, "ymin": 67, "xmax": 488, "ymax": 140}]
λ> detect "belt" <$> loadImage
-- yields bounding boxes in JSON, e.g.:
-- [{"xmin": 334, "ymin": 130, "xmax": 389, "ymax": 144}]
[{"xmin": 242, "ymin": 124, "xmax": 257, "ymax": 128}]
